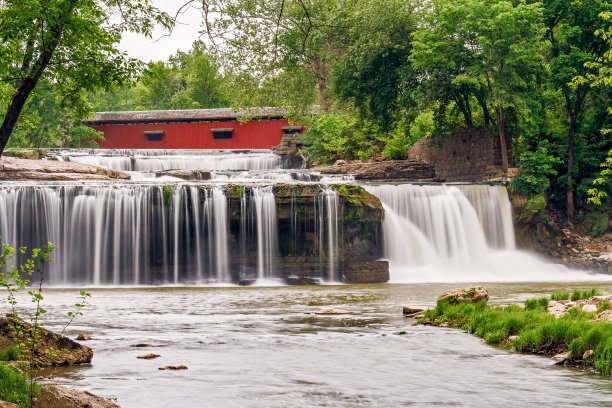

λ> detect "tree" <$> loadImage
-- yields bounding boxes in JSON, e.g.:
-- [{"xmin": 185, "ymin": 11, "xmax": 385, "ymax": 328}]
[
  {"xmin": 333, "ymin": 0, "xmax": 419, "ymax": 132},
  {"xmin": 411, "ymin": 0, "xmax": 545, "ymax": 173},
  {"xmin": 545, "ymin": 0, "xmax": 611, "ymax": 222},
  {"xmin": 0, "ymin": 0, "xmax": 172, "ymax": 157}
]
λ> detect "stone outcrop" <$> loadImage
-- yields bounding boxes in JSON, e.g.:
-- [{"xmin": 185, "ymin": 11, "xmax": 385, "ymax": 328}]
[
  {"xmin": 547, "ymin": 296, "xmax": 612, "ymax": 318},
  {"xmin": 0, "ymin": 157, "xmax": 129, "ymax": 181},
  {"xmin": 315, "ymin": 159, "xmax": 437, "ymax": 182},
  {"xmin": 0, "ymin": 401, "xmax": 18, "ymax": 408},
  {"xmin": 510, "ymin": 192, "xmax": 612, "ymax": 274},
  {"xmin": 155, "ymin": 169, "xmax": 211, "ymax": 180},
  {"xmin": 33, "ymin": 385, "xmax": 119, "ymax": 408},
  {"xmin": 342, "ymin": 261, "xmax": 389, "ymax": 284},
  {"xmin": 437, "ymin": 286, "xmax": 489, "ymax": 304},
  {"xmin": 0, "ymin": 316, "xmax": 93, "ymax": 366}
]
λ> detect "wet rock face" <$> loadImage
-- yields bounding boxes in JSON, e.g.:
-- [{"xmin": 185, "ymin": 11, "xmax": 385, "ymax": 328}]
[
  {"xmin": 437, "ymin": 287, "xmax": 489, "ymax": 304},
  {"xmin": 0, "ymin": 316, "xmax": 93, "ymax": 366},
  {"xmin": 221, "ymin": 183, "xmax": 387, "ymax": 284}
]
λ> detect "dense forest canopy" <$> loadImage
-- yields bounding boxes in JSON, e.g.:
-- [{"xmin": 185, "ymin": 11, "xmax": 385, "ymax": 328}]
[{"xmin": 0, "ymin": 0, "xmax": 611, "ymax": 223}]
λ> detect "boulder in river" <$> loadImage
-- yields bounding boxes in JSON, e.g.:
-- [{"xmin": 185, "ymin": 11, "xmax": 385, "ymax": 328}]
[
  {"xmin": 33, "ymin": 385, "xmax": 119, "ymax": 408},
  {"xmin": 402, "ymin": 307, "xmax": 426, "ymax": 317},
  {"xmin": 0, "ymin": 315, "xmax": 92, "ymax": 366},
  {"xmin": 437, "ymin": 286, "xmax": 489, "ymax": 304},
  {"xmin": 76, "ymin": 334, "xmax": 91, "ymax": 341},
  {"xmin": 137, "ymin": 354, "xmax": 161, "ymax": 359}
]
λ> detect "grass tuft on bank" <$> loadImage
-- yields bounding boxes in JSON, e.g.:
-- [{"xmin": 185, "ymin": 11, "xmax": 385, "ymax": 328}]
[
  {"xmin": 421, "ymin": 293, "xmax": 612, "ymax": 376},
  {"xmin": 0, "ymin": 346, "xmax": 19, "ymax": 361},
  {"xmin": 0, "ymin": 362, "xmax": 38, "ymax": 407}
]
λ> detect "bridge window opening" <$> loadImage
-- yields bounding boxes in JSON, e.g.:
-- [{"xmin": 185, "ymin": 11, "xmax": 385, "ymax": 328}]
[
  {"xmin": 144, "ymin": 130, "xmax": 164, "ymax": 141},
  {"xmin": 211, "ymin": 128, "xmax": 234, "ymax": 139}
]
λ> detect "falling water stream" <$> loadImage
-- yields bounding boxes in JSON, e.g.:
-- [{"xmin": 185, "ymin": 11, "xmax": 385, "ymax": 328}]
[{"xmin": 2, "ymin": 149, "xmax": 611, "ymax": 407}]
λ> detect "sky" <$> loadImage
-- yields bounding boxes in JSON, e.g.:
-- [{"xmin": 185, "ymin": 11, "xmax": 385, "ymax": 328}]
[{"xmin": 118, "ymin": 1, "xmax": 204, "ymax": 62}]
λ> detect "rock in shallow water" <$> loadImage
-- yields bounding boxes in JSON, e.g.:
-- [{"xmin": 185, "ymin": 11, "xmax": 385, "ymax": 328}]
[
  {"xmin": 137, "ymin": 354, "xmax": 161, "ymax": 360},
  {"xmin": 437, "ymin": 286, "xmax": 489, "ymax": 304},
  {"xmin": 159, "ymin": 365, "xmax": 188, "ymax": 370}
]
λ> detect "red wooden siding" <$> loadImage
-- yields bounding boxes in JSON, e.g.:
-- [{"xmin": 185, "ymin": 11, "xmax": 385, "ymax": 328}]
[{"xmin": 93, "ymin": 119, "xmax": 291, "ymax": 149}]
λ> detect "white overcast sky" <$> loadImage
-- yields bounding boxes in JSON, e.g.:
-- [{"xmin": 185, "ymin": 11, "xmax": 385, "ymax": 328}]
[{"xmin": 118, "ymin": 1, "xmax": 205, "ymax": 62}]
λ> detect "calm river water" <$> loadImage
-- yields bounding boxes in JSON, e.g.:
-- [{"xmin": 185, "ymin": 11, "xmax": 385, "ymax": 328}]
[{"xmin": 33, "ymin": 282, "xmax": 612, "ymax": 407}]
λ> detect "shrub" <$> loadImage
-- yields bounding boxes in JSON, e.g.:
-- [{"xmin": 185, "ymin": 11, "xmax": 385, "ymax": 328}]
[
  {"xmin": 509, "ymin": 143, "xmax": 562, "ymax": 196},
  {"xmin": 0, "ymin": 346, "xmax": 19, "ymax": 362}
]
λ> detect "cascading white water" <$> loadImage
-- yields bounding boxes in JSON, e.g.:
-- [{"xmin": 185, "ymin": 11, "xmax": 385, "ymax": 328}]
[
  {"xmin": 366, "ymin": 183, "xmax": 603, "ymax": 282},
  {"xmin": 50, "ymin": 149, "xmax": 282, "ymax": 172},
  {"xmin": 457, "ymin": 184, "xmax": 516, "ymax": 249},
  {"xmin": 324, "ymin": 187, "xmax": 339, "ymax": 282},
  {"xmin": 0, "ymin": 185, "xmax": 236, "ymax": 285},
  {"xmin": 252, "ymin": 186, "xmax": 278, "ymax": 281}
]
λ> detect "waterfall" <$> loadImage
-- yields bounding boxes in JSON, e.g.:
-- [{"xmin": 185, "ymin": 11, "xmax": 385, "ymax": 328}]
[
  {"xmin": 457, "ymin": 184, "xmax": 515, "ymax": 250},
  {"xmin": 49, "ymin": 149, "xmax": 282, "ymax": 172},
  {"xmin": 324, "ymin": 187, "xmax": 339, "ymax": 282},
  {"xmin": 252, "ymin": 186, "xmax": 278, "ymax": 281},
  {"xmin": 365, "ymin": 183, "xmax": 596, "ymax": 283},
  {"xmin": 0, "ymin": 185, "xmax": 237, "ymax": 285}
]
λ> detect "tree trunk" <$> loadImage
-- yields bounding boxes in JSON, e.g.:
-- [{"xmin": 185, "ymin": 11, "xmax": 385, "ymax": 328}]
[
  {"xmin": 0, "ymin": 78, "xmax": 40, "ymax": 157},
  {"xmin": 495, "ymin": 106, "xmax": 509, "ymax": 173},
  {"xmin": 567, "ymin": 119, "xmax": 576, "ymax": 224},
  {"xmin": 512, "ymin": 108, "xmax": 519, "ymax": 167},
  {"xmin": 0, "ymin": 0, "xmax": 76, "ymax": 158},
  {"xmin": 564, "ymin": 86, "xmax": 585, "ymax": 224}
]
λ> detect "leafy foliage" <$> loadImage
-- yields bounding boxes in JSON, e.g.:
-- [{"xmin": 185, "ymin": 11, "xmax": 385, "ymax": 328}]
[
  {"xmin": 0, "ymin": 238, "xmax": 90, "ymax": 406},
  {"xmin": 509, "ymin": 144, "xmax": 562, "ymax": 196}
]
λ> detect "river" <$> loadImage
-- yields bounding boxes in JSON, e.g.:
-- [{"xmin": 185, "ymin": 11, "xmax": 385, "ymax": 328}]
[{"xmin": 36, "ymin": 282, "xmax": 612, "ymax": 407}]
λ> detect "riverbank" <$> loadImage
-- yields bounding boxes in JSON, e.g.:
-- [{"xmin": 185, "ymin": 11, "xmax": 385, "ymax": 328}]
[
  {"xmin": 511, "ymin": 194, "xmax": 612, "ymax": 274},
  {"xmin": 417, "ymin": 286, "xmax": 612, "ymax": 377},
  {"xmin": 0, "ymin": 316, "xmax": 118, "ymax": 408}
]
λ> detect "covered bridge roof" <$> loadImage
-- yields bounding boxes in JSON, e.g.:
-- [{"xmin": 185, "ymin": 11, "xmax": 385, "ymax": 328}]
[{"xmin": 91, "ymin": 107, "xmax": 318, "ymax": 125}]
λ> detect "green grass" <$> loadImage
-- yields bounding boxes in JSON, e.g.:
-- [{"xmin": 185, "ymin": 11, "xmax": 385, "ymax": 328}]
[
  {"xmin": 0, "ymin": 363, "xmax": 38, "ymax": 407},
  {"xmin": 551, "ymin": 291, "xmax": 570, "ymax": 300},
  {"xmin": 551, "ymin": 289, "xmax": 601, "ymax": 301},
  {"xmin": 421, "ymin": 292, "xmax": 612, "ymax": 377},
  {"xmin": 0, "ymin": 346, "xmax": 19, "ymax": 361}
]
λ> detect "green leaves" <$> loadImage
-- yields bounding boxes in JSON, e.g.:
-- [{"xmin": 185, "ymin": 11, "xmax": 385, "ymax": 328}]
[{"xmin": 509, "ymin": 142, "xmax": 562, "ymax": 196}]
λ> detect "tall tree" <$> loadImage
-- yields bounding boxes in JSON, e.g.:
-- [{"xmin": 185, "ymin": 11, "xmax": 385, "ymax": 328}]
[
  {"xmin": 0, "ymin": 0, "xmax": 171, "ymax": 157},
  {"xmin": 411, "ymin": 0, "xmax": 545, "ymax": 173},
  {"xmin": 544, "ymin": 0, "xmax": 611, "ymax": 222}
]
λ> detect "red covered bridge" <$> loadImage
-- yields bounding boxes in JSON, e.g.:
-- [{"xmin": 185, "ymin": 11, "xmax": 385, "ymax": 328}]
[{"xmin": 89, "ymin": 107, "xmax": 303, "ymax": 150}]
